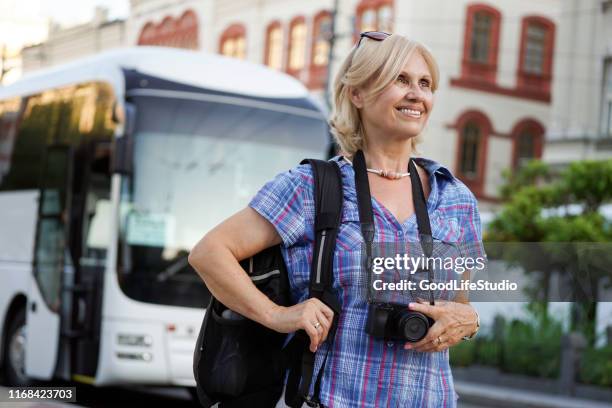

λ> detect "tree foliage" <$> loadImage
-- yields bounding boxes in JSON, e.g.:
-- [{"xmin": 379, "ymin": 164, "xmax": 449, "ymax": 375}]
[{"xmin": 486, "ymin": 159, "xmax": 612, "ymax": 343}]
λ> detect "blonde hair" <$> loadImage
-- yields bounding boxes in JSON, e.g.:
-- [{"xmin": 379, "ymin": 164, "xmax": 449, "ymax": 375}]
[{"xmin": 329, "ymin": 34, "xmax": 440, "ymax": 157}]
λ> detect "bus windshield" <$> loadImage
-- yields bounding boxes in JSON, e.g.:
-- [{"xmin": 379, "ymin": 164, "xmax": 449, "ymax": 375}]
[{"xmin": 117, "ymin": 94, "xmax": 328, "ymax": 308}]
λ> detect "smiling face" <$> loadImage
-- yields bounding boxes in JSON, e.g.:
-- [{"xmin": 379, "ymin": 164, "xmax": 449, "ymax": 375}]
[{"xmin": 353, "ymin": 51, "xmax": 434, "ymax": 144}]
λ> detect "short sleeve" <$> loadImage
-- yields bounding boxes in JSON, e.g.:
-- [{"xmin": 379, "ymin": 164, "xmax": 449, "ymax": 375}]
[{"xmin": 248, "ymin": 166, "xmax": 309, "ymax": 247}]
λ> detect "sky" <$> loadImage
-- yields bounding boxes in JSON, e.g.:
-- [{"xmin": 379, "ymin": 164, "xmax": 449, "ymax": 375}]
[
  {"xmin": 1, "ymin": 0, "xmax": 129, "ymax": 52},
  {"xmin": 0, "ymin": 0, "xmax": 129, "ymax": 83}
]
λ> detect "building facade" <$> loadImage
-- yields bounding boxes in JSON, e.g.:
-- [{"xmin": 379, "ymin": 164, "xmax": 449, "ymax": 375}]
[
  {"xmin": 20, "ymin": 8, "xmax": 126, "ymax": 74},
  {"xmin": 545, "ymin": 0, "xmax": 612, "ymax": 167}
]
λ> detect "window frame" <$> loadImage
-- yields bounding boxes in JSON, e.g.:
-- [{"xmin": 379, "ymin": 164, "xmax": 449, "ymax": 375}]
[
  {"xmin": 461, "ymin": 4, "xmax": 501, "ymax": 84},
  {"xmin": 601, "ymin": 58, "xmax": 612, "ymax": 138},
  {"xmin": 454, "ymin": 110, "xmax": 491, "ymax": 197},
  {"xmin": 517, "ymin": 16, "xmax": 555, "ymax": 98},
  {"xmin": 219, "ymin": 23, "xmax": 247, "ymax": 60},
  {"xmin": 510, "ymin": 119, "xmax": 544, "ymax": 170},
  {"xmin": 355, "ymin": 0, "xmax": 394, "ymax": 40},
  {"xmin": 137, "ymin": 9, "xmax": 199, "ymax": 50},
  {"xmin": 308, "ymin": 10, "xmax": 333, "ymax": 89},
  {"xmin": 264, "ymin": 20, "xmax": 283, "ymax": 70},
  {"xmin": 286, "ymin": 16, "xmax": 307, "ymax": 76}
]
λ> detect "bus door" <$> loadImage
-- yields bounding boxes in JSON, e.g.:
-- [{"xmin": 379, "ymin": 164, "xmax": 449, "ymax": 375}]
[
  {"xmin": 65, "ymin": 141, "xmax": 110, "ymax": 380},
  {"xmin": 26, "ymin": 145, "xmax": 72, "ymax": 379}
]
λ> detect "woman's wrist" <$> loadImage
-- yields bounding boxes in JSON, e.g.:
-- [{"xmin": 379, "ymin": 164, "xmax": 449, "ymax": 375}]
[
  {"xmin": 462, "ymin": 306, "xmax": 480, "ymax": 340},
  {"xmin": 261, "ymin": 303, "xmax": 284, "ymax": 329}
]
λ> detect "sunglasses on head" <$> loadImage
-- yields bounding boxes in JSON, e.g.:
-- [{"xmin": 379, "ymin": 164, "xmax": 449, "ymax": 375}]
[{"xmin": 357, "ymin": 31, "xmax": 391, "ymax": 47}]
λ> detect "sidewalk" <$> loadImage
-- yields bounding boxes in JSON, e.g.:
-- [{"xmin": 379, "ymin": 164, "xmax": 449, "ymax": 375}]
[{"xmin": 456, "ymin": 381, "xmax": 612, "ymax": 408}]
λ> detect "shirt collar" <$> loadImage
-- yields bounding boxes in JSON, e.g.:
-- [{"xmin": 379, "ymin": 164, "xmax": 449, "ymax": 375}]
[{"xmin": 412, "ymin": 157, "xmax": 455, "ymax": 180}]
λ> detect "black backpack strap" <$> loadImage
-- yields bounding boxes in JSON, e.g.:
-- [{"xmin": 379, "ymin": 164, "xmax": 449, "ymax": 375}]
[{"xmin": 285, "ymin": 158, "xmax": 343, "ymax": 408}]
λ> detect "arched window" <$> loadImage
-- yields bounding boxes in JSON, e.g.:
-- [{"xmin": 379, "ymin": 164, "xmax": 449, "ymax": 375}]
[
  {"xmin": 377, "ymin": 4, "xmax": 393, "ymax": 33},
  {"xmin": 516, "ymin": 133, "xmax": 536, "ymax": 167},
  {"xmin": 308, "ymin": 11, "xmax": 332, "ymax": 89},
  {"xmin": 287, "ymin": 17, "xmax": 307, "ymax": 73},
  {"xmin": 312, "ymin": 12, "xmax": 332, "ymax": 67},
  {"xmin": 517, "ymin": 16, "xmax": 555, "ymax": 98},
  {"xmin": 138, "ymin": 22, "xmax": 156, "ymax": 45},
  {"xmin": 264, "ymin": 21, "xmax": 283, "ymax": 70},
  {"xmin": 454, "ymin": 110, "xmax": 491, "ymax": 197},
  {"xmin": 460, "ymin": 122, "xmax": 482, "ymax": 179},
  {"xmin": 137, "ymin": 9, "xmax": 199, "ymax": 49},
  {"xmin": 356, "ymin": 0, "xmax": 394, "ymax": 36},
  {"xmin": 470, "ymin": 12, "xmax": 492, "ymax": 63},
  {"xmin": 177, "ymin": 10, "xmax": 199, "ymax": 49},
  {"xmin": 511, "ymin": 119, "xmax": 544, "ymax": 170},
  {"xmin": 160, "ymin": 17, "xmax": 175, "ymax": 45},
  {"xmin": 461, "ymin": 4, "xmax": 501, "ymax": 83},
  {"xmin": 219, "ymin": 24, "xmax": 246, "ymax": 60}
]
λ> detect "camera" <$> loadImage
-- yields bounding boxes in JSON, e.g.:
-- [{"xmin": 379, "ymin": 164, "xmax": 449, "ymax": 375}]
[{"xmin": 365, "ymin": 302, "xmax": 434, "ymax": 342}]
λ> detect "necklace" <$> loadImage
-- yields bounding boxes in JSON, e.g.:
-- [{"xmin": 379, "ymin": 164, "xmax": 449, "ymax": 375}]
[{"xmin": 342, "ymin": 156, "xmax": 410, "ymax": 180}]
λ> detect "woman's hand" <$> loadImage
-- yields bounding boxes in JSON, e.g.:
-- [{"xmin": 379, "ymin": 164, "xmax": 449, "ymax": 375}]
[
  {"xmin": 404, "ymin": 300, "xmax": 478, "ymax": 352},
  {"xmin": 267, "ymin": 298, "xmax": 335, "ymax": 353}
]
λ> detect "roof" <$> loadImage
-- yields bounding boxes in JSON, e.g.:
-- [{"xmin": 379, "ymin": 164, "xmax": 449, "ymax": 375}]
[{"xmin": 0, "ymin": 47, "xmax": 311, "ymax": 101}]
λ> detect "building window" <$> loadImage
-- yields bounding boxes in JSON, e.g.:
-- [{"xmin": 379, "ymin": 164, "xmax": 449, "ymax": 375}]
[
  {"xmin": 511, "ymin": 119, "xmax": 544, "ymax": 169},
  {"xmin": 139, "ymin": 23, "xmax": 156, "ymax": 45},
  {"xmin": 264, "ymin": 21, "xmax": 283, "ymax": 70},
  {"xmin": 460, "ymin": 4, "xmax": 501, "ymax": 83},
  {"xmin": 602, "ymin": 59, "xmax": 612, "ymax": 137},
  {"xmin": 516, "ymin": 132, "xmax": 536, "ymax": 167},
  {"xmin": 220, "ymin": 24, "xmax": 246, "ymax": 60},
  {"xmin": 517, "ymin": 16, "xmax": 555, "ymax": 98},
  {"xmin": 469, "ymin": 12, "xmax": 492, "ymax": 63},
  {"xmin": 356, "ymin": 0, "xmax": 394, "ymax": 36},
  {"xmin": 312, "ymin": 12, "xmax": 332, "ymax": 67},
  {"xmin": 454, "ymin": 110, "xmax": 491, "ymax": 197},
  {"xmin": 308, "ymin": 11, "xmax": 333, "ymax": 89},
  {"xmin": 287, "ymin": 17, "xmax": 307, "ymax": 73},
  {"xmin": 378, "ymin": 5, "xmax": 393, "ymax": 33},
  {"xmin": 523, "ymin": 24, "xmax": 546, "ymax": 74},
  {"xmin": 361, "ymin": 9, "xmax": 377, "ymax": 32},
  {"xmin": 460, "ymin": 122, "xmax": 481, "ymax": 179},
  {"xmin": 137, "ymin": 9, "xmax": 199, "ymax": 50},
  {"xmin": 177, "ymin": 10, "xmax": 199, "ymax": 49}
]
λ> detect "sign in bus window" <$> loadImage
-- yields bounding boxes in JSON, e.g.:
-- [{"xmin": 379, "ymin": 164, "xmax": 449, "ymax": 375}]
[{"xmin": 125, "ymin": 211, "xmax": 176, "ymax": 248}]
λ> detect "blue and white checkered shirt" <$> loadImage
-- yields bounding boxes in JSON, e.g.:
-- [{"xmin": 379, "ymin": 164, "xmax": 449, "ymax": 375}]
[{"xmin": 249, "ymin": 155, "xmax": 484, "ymax": 408}]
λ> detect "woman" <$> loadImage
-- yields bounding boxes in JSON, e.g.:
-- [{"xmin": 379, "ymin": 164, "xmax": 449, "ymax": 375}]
[{"xmin": 189, "ymin": 33, "xmax": 483, "ymax": 407}]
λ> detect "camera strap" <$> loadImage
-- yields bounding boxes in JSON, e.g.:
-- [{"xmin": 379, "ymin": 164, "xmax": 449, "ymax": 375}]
[{"xmin": 353, "ymin": 149, "xmax": 436, "ymax": 306}]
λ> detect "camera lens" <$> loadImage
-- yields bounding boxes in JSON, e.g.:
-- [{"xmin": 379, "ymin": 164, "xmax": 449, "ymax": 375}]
[{"xmin": 396, "ymin": 311, "xmax": 429, "ymax": 342}]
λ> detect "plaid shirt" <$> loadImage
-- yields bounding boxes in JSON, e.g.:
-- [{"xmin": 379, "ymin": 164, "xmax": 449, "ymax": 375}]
[{"xmin": 249, "ymin": 155, "xmax": 484, "ymax": 408}]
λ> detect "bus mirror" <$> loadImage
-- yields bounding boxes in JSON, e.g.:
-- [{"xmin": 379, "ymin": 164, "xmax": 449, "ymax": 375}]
[{"xmin": 112, "ymin": 103, "xmax": 136, "ymax": 175}]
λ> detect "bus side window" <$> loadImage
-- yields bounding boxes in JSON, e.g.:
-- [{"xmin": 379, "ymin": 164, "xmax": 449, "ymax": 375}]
[
  {"xmin": 81, "ymin": 145, "xmax": 112, "ymax": 262},
  {"xmin": 35, "ymin": 146, "xmax": 71, "ymax": 312}
]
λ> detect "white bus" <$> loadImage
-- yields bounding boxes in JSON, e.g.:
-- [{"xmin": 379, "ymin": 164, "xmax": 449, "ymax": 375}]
[{"xmin": 0, "ymin": 47, "xmax": 329, "ymax": 391}]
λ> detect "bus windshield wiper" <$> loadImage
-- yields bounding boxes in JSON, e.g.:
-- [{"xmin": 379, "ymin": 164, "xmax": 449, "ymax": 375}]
[{"xmin": 156, "ymin": 256, "xmax": 190, "ymax": 282}]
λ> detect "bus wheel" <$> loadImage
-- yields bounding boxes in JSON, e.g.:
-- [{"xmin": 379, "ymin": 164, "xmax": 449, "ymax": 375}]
[{"xmin": 3, "ymin": 309, "xmax": 32, "ymax": 386}]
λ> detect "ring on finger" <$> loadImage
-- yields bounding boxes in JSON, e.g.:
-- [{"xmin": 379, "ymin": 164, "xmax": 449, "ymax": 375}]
[
  {"xmin": 312, "ymin": 321, "xmax": 321, "ymax": 330},
  {"xmin": 436, "ymin": 336, "xmax": 443, "ymax": 345}
]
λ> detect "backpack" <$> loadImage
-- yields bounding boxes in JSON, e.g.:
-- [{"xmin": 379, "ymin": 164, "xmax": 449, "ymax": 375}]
[{"xmin": 193, "ymin": 158, "xmax": 343, "ymax": 408}]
